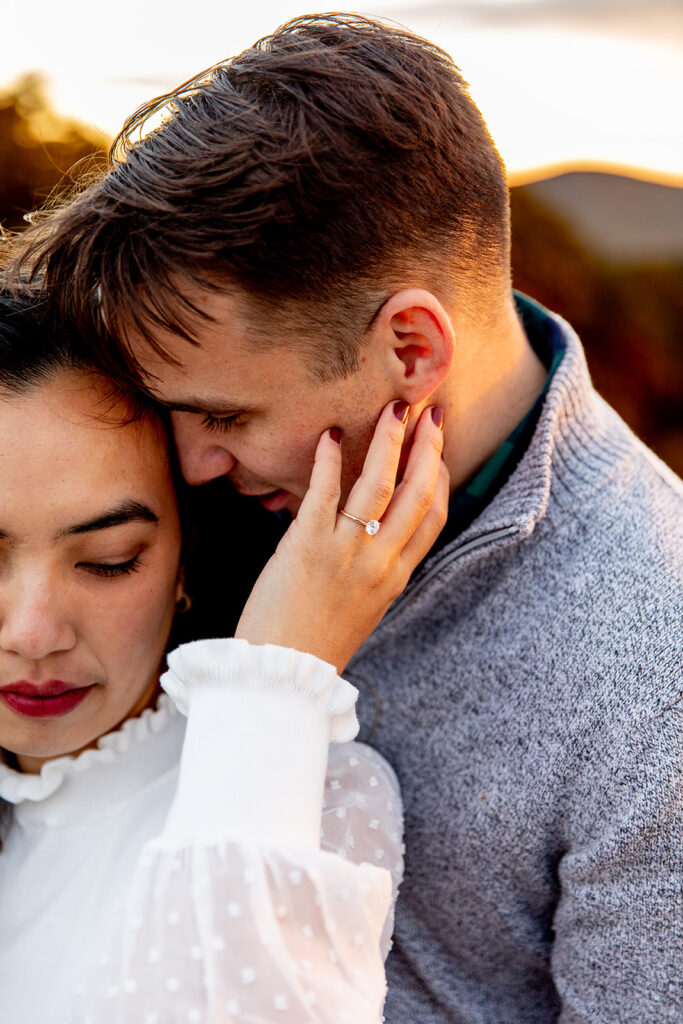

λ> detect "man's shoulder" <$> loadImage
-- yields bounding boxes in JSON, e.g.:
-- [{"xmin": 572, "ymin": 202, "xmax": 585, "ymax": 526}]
[
  {"xmin": 590, "ymin": 393, "xmax": 682, "ymax": 505},
  {"xmin": 538, "ymin": 306, "xmax": 681, "ymax": 557},
  {"xmin": 545, "ymin": 394, "xmax": 682, "ymax": 579},
  {"xmin": 530, "ymin": 410, "xmax": 681, "ymax": 699},
  {"xmin": 389, "ymin": 397, "xmax": 681, "ymax": 706}
]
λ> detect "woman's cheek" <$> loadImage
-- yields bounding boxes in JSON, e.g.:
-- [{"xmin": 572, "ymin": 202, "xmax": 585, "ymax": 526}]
[{"xmin": 104, "ymin": 571, "xmax": 177, "ymax": 678}]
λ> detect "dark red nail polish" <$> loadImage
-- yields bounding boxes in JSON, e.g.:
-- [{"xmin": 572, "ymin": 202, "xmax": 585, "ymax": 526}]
[
  {"xmin": 431, "ymin": 406, "xmax": 445, "ymax": 430},
  {"xmin": 329, "ymin": 427, "xmax": 342, "ymax": 444},
  {"xmin": 393, "ymin": 400, "xmax": 410, "ymax": 424}
]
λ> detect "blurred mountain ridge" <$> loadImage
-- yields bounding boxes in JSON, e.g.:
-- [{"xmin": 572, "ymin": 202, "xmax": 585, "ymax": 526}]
[{"xmin": 516, "ymin": 171, "xmax": 683, "ymax": 262}]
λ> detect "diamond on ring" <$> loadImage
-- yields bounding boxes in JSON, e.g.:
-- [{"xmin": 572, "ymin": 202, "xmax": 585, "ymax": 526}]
[{"xmin": 338, "ymin": 508, "xmax": 381, "ymax": 535}]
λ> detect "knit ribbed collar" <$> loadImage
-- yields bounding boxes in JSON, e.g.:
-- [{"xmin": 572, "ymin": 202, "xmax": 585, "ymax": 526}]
[
  {"xmin": 445, "ymin": 301, "xmax": 603, "ymax": 549},
  {"xmin": 433, "ymin": 293, "xmax": 567, "ymax": 551},
  {"xmin": 0, "ymin": 695, "xmax": 185, "ymax": 826},
  {"xmin": 369, "ymin": 301, "xmax": 617, "ymax": 625}
]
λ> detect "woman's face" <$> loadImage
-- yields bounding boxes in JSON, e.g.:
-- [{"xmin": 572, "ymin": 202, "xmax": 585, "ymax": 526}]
[{"xmin": 0, "ymin": 371, "xmax": 182, "ymax": 773}]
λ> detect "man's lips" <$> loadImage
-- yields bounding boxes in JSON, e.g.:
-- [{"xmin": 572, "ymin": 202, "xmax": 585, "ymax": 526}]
[
  {"xmin": 234, "ymin": 487, "xmax": 294, "ymax": 512},
  {"xmin": 0, "ymin": 680, "xmax": 96, "ymax": 719}
]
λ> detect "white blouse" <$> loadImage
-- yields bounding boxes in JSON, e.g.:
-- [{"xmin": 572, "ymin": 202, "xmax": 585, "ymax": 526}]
[{"xmin": 0, "ymin": 640, "xmax": 403, "ymax": 1023}]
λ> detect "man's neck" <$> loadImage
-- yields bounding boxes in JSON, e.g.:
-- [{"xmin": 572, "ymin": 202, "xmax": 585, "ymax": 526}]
[{"xmin": 437, "ymin": 302, "xmax": 548, "ymax": 492}]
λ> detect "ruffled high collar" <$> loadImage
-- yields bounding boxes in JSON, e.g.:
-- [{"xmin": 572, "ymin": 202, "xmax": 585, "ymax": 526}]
[{"xmin": 0, "ymin": 695, "xmax": 185, "ymax": 826}]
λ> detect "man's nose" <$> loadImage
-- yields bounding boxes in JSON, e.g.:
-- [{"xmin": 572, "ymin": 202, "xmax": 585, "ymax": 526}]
[
  {"xmin": 171, "ymin": 412, "xmax": 238, "ymax": 485},
  {"xmin": 0, "ymin": 576, "xmax": 77, "ymax": 661}
]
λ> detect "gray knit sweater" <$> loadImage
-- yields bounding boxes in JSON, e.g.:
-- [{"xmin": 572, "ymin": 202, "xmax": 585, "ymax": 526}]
[{"xmin": 348, "ymin": 309, "xmax": 683, "ymax": 1024}]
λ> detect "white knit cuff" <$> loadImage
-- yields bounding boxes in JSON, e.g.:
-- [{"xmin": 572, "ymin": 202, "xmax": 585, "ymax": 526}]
[
  {"xmin": 162, "ymin": 638, "xmax": 359, "ymax": 743},
  {"xmin": 159, "ymin": 639, "xmax": 359, "ymax": 849}
]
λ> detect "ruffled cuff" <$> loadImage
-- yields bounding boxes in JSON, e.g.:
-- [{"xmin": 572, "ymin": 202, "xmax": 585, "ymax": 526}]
[
  {"xmin": 162, "ymin": 638, "xmax": 358, "ymax": 742},
  {"xmin": 159, "ymin": 639, "xmax": 359, "ymax": 849}
]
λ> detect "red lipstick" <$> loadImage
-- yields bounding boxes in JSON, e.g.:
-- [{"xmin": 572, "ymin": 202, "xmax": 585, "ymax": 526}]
[{"xmin": 0, "ymin": 681, "xmax": 95, "ymax": 718}]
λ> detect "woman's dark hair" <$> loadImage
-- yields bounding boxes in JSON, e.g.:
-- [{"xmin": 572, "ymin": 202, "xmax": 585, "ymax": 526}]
[
  {"xmin": 0, "ymin": 290, "xmax": 154, "ymax": 421},
  {"xmin": 2, "ymin": 13, "xmax": 510, "ymax": 384},
  {"xmin": 0, "ymin": 291, "xmax": 86, "ymax": 395}
]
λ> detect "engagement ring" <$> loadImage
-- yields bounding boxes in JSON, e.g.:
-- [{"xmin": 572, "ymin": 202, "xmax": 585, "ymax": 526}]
[{"xmin": 338, "ymin": 509, "xmax": 381, "ymax": 535}]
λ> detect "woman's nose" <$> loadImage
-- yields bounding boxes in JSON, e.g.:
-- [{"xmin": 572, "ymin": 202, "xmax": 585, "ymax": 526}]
[
  {"xmin": 171, "ymin": 412, "xmax": 238, "ymax": 486},
  {"xmin": 0, "ymin": 576, "xmax": 77, "ymax": 661}
]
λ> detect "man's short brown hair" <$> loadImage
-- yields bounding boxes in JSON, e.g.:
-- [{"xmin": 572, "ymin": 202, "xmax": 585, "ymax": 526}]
[{"xmin": 3, "ymin": 13, "xmax": 510, "ymax": 383}]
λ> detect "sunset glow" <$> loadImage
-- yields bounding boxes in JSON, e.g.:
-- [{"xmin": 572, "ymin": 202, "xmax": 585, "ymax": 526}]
[{"xmin": 2, "ymin": 0, "xmax": 682, "ymax": 185}]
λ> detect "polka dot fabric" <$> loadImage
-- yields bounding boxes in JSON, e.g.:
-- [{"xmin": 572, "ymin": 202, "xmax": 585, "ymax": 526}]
[{"xmin": 71, "ymin": 742, "xmax": 403, "ymax": 1023}]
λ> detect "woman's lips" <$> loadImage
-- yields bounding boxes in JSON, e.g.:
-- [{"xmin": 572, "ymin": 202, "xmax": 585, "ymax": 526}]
[{"xmin": 0, "ymin": 682, "xmax": 95, "ymax": 719}]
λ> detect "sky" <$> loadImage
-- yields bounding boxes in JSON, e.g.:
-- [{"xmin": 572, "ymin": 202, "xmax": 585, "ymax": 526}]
[{"xmin": 1, "ymin": 0, "xmax": 682, "ymax": 183}]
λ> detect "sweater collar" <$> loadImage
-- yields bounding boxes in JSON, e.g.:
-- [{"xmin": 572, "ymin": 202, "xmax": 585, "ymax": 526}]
[
  {"xmin": 447, "ymin": 300, "xmax": 601, "ymax": 550},
  {"xmin": 373, "ymin": 301, "xmax": 608, "ymax": 626},
  {"xmin": 0, "ymin": 695, "xmax": 184, "ymax": 826},
  {"xmin": 434, "ymin": 293, "xmax": 567, "ymax": 551}
]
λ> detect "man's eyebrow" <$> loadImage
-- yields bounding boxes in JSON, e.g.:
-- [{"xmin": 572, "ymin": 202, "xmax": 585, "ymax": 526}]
[
  {"xmin": 154, "ymin": 396, "xmax": 246, "ymax": 416},
  {"xmin": 58, "ymin": 501, "xmax": 159, "ymax": 538}
]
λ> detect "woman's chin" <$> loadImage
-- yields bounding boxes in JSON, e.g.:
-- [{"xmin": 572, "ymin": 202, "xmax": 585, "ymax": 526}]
[
  {"xmin": 0, "ymin": 678, "xmax": 163, "ymax": 773},
  {"xmin": 2, "ymin": 726, "xmax": 101, "ymax": 773}
]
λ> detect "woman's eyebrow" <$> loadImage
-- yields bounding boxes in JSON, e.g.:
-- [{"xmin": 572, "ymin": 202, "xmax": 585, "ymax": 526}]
[{"xmin": 57, "ymin": 500, "xmax": 159, "ymax": 538}]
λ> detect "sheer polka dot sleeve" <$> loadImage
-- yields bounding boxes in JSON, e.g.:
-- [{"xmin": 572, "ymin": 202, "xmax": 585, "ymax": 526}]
[
  {"xmin": 72, "ymin": 840, "xmax": 393, "ymax": 1023},
  {"xmin": 322, "ymin": 742, "xmax": 404, "ymax": 960},
  {"xmin": 70, "ymin": 641, "xmax": 402, "ymax": 1023}
]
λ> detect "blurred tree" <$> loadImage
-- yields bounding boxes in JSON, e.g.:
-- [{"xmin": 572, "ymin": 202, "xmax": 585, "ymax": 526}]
[
  {"xmin": 0, "ymin": 74, "xmax": 107, "ymax": 232},
  {"xmin": 510, "ymin": 189, "xmax": 682, "ymax": 476}
]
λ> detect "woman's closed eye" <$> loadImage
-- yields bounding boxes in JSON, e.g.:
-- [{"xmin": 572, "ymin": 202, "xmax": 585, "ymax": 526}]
[{"xmin": 76, "ymin": 554, "xmax": 143, "ymax": 579}]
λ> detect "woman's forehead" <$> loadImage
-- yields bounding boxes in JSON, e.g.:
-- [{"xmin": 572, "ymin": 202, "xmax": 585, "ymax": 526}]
[{"xmin": 0, "ymin": 374, "xmax": 173, "ymax": 531}]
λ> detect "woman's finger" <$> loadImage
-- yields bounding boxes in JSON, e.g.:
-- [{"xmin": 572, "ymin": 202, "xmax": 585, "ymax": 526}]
[
  {"xmin": 379, "ymin": 405, "xmax": 445, "ymax": 545},
  {"xmin": 294, "ymin": 428, "xmax": 343, "ymax": 535},
  {"xmin": 336, "ymin": 399, "xmax": 410, "ymax": 533},
  {"xmin": 398, "ymin": 457, "xmax": 450, "ymax": 569}
]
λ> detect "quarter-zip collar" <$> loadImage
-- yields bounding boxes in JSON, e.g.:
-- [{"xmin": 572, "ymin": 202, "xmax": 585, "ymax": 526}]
[{"xmin": 374, "ymin": 299, "xmax": 602, "ymax": 630}]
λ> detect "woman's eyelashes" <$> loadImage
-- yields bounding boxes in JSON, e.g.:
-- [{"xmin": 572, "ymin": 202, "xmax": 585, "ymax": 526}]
[
  {"xmin": 77, "ymin": 554, "xmax": 143, "ymax": 579},
  {"xmin": 201, "ymin": 412, "xmax": 244, "ymax": 433}
]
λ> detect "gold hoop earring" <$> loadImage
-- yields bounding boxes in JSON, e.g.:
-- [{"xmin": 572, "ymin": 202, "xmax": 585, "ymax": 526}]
[{"xmin": 176, "ymin": 591, "xmax": 192, "ymax": 614}]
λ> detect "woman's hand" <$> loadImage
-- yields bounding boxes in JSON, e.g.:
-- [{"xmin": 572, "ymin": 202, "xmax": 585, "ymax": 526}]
[{"xmin": 235, "ymin": 401, "xmax": 449, "ymax": 673}]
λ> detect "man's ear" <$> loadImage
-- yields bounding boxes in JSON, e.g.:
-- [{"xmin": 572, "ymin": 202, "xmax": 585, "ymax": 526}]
[{"xmin": 377, "ymin": 289, "xmax": 455, "ymax": 403}]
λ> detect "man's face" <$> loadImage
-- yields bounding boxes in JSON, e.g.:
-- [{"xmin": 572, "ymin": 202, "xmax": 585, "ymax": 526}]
[{"xmin": 131, "ymin": 288, "xmax": 398, "ymax": 515}]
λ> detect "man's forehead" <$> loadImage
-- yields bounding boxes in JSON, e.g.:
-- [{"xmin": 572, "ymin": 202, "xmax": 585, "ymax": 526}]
[
  {"xmin": 139, "ymin": 344, "xmax": 307, "ymax": 415},
  {"xmin": 122, "ymin": 281, "xmax": 338, "ymax": 414},
  {"xmin": 130, "ymin": 330, "xmax": 306, "ymax": 415},
  {"xmin": 129, "ymin": 299, "xmax": 308, "ymax": 375}
]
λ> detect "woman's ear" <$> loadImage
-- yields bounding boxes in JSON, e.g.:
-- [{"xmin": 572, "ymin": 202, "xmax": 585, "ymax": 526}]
[
  {"xmin": 175, "ymin": 570, "xmax": 191, "ymax": 613},
  {"xmin": 376, "ymin": 289, "xmax": 455, "ymax": 403}
]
